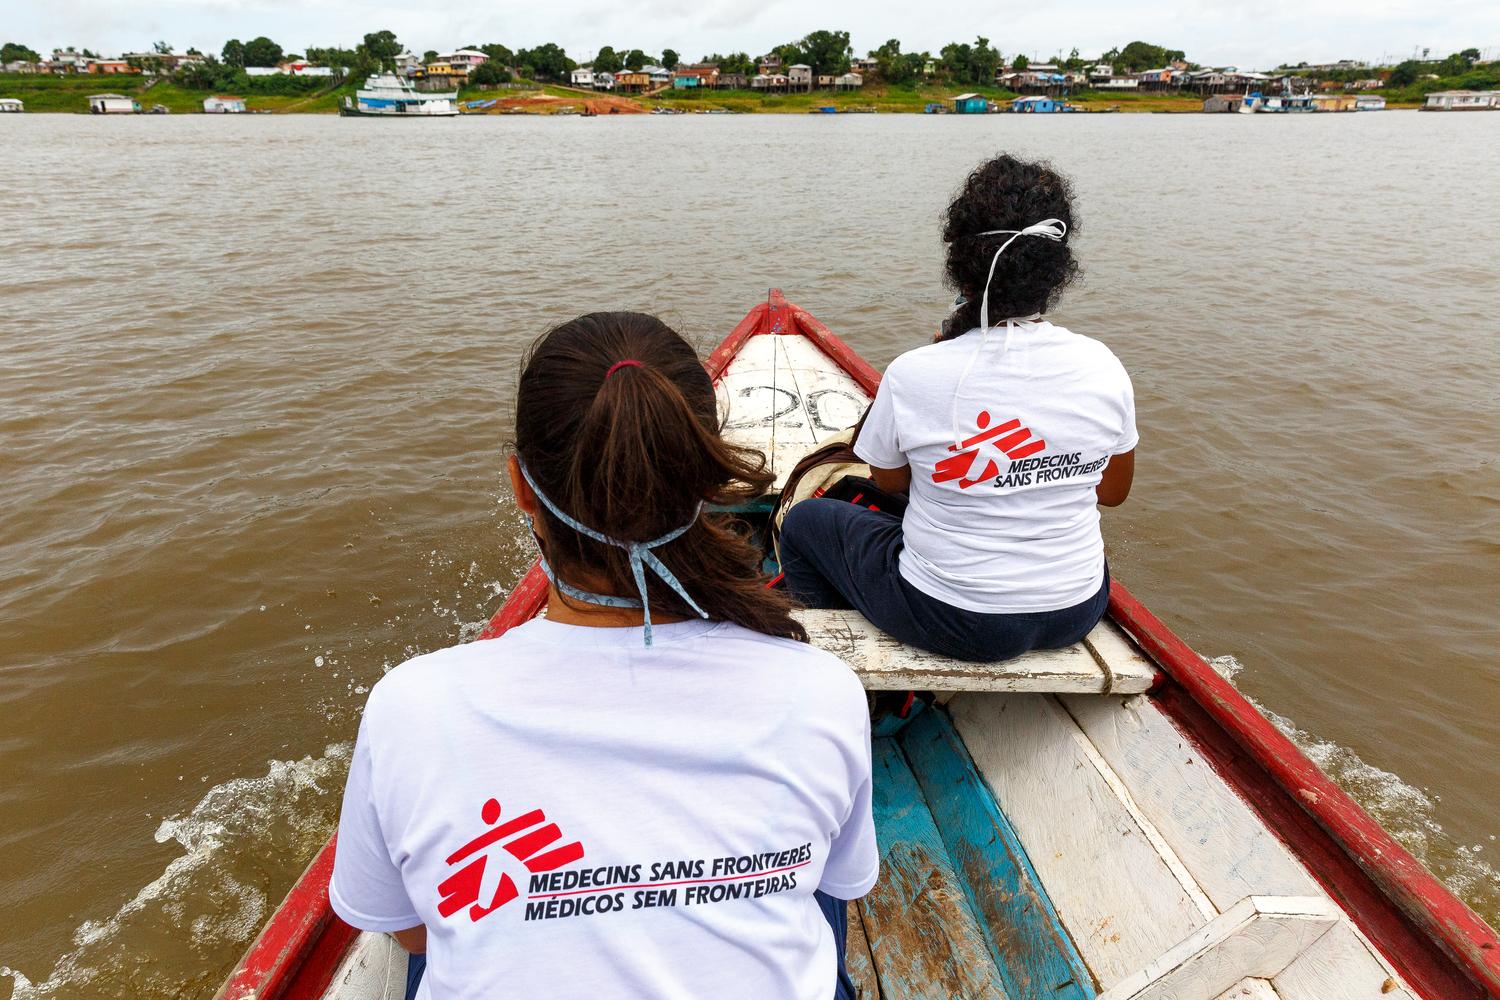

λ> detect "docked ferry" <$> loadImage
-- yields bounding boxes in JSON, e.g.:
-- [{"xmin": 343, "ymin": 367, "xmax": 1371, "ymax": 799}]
[{"xmin": 339, "ymin": 74, "xmax": 459, "ymax": 117}]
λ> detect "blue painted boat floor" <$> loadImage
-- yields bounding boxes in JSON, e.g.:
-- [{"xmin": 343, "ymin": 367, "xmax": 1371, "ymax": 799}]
[{"xmin": 852, "ymin": 708, "xmax": 1094, "ymax": 1000}]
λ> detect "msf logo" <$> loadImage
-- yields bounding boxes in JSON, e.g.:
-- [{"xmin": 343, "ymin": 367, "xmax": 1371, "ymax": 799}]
[
  {"xmin": 933, "ymin": 411, "xmax": 1045, "ymax": 489},
  {"xmin": 437, "ymin": 798, "xmax": 585, "ymax": 922}
]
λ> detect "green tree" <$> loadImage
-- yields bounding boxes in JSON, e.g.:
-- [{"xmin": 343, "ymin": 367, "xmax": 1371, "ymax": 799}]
[
  {"xmin": 470, "ymin": 61, "xmax": 511, "ymax": 85},
  {"xmin": 222, "ymin": 38, "xmax": 245, "ymax": 68},
  {"xmin": 871, "ymin": 38, "xmax": 914, "ymax": 84},
  {"xmin": 1386, "ymin": 60, "xmax": 1420, "ymax": 87},
  {"xmin": 423, "ymin": 49, "xmax": 438, "ymax": 63},
  {"xmin": 306, "ymin": 46, "xmax": 358, "ymax": 68},
  {"xmin": 152, "ymin": 40, "xmax": 172, "ymax": 54},
  {"xmin": 1012, "ymin": 53, "xmax": 1029, "ymax": 71},
  {"xmin": 517, "ymin": 42, "xmax": 571, "ymax": 80},
  {"xmin": 939, "ymin": 41, "xmax": 972, "ymax": 81},
  {"xmin": 359, "ymin": 30, "xmax": 402, "ymax": 71},
  {"xmin": 479, "ymin": 43, "xmax": 514, "ymax": 67},
  {"xmin": 243, "ymin": 36, "xmax": 283, "ymax": 67},
  {"xmin": 623, "ymin": 48, "xmax": 648, "ymax": 71},
  {"xmin": 802, "ymin": 29, "xmax": 850, "ymax": 73},
  {"xmin": 1, "ymin": 42, "xmax": 42, "ymax": 63},
  {"xmin": 971, "ymin": 36, "xmax": 1001, "ymax": 82},
  {"xmin": 1114, "ymin": 41, "xmax": 1185, "ymax": 71},
  {"xmin": 703, "ymin": 51, "xmax": 752, "ymax": 75},
  {"xmin": 1458, "ymin": 47, "xmax": 1481, "ymax": 65},
  {"xmin": 661, "ymin": 48, "xmax": 680, "ymax": 70},
  {"xmin": 594, "ymin": 45, "xmax": 622, "ymax": 73}
]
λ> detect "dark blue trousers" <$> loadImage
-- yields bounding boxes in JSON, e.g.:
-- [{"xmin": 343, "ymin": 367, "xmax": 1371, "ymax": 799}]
[
  {"xmin": 403, "ymin": 890, "xmax": 857, "ymax": 998},
  {"xmin": 780, "ymin": 498, "xmax": 1109, "ymax": 662}
]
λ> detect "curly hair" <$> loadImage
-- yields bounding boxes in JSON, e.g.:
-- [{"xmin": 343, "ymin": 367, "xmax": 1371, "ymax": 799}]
[{"xmin": 940, "ymin": 155, "xmax": 1081, "ymax": 339}]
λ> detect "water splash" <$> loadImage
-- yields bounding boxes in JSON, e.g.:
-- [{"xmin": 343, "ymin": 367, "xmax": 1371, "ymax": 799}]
[{"xmin": 2, "ymin": 746, "xmax": 350, "ymax": 1000}]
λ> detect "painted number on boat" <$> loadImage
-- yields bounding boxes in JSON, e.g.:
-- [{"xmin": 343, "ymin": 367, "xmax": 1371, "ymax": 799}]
[{"xmin": 723, "ymin": 386, "xmax": 865, "ymax": 433}]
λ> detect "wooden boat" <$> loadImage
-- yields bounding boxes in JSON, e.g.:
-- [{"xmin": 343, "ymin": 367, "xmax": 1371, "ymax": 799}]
[{"xmin": 218, "ymin": 291, "xmax": 1500, "ymax": 1000}]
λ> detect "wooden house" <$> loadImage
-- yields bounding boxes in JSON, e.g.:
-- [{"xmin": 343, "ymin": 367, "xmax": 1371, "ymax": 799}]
[
  {"xmin": 88, "ymin": 93, "xmax": 138, "ymax": 113},
  {"xmin": 953, "ymin": 92, "xmax": 990, "ymax": 114},
  {"xmin": 570, "ymin": 68, "xmax": 594, "ymax": 88},
  {"xmin": 835, "ymin": 73, "xmax": 863, "ymax": 91},
  {"xmin": 717, "ymin": 73, "xmax": 748, "ymax": 89},
  {"xmin": 788, "ymin": 64, "xmax": 813, "ymax": 91},
  {"xmin": 671, "ymin": 73, "xmax": 701, "ymax": 89},
  {"xmin": 751, "ymin": 74, "xmax": 789, "ymax": 92},
  {"xmin": 614, "ymin": 71, "xmax": 650, "ymax": 93},
  {"xmin": 202, "ymin": 94, "xmax": 247, "ymax": 113},
  {"xmin": 1312, "ymin": 94, "xmax": 1358, "ymax": 112},
  {"xmin": 593, "ymin": 72, "xmax": 615, "ymax": 91},
  {"xmin": 1202, "ymin": 94, "xmax": 1250, "ymax": 113},
  {"xmin": 1421, "ymin": 90, "xmax": 1499, "ymax": 110},
  {"xmin": 817, "ymin": 73, "xmax": 837, "ymax": 88},
  {"xmin": 0, "ymin": 98, "xmax": 24, "ymax": 113},
  {"xmin": 757, "ymin": 54, "xmax": 783, "ymax": 75}
]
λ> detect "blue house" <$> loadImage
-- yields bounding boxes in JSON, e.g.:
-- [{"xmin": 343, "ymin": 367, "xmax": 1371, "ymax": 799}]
[
  {"xmin": 953, "ymin": 93, "xmax": 990, "ymax": 114},
  {"xmin": 1011, "ymin": 96, "xmax": 1072, "ymax": 113}
]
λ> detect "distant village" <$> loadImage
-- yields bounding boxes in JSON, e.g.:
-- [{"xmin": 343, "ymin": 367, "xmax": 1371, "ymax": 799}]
[{"xmin": 2, "ymin": 37, "xmax": 1497, "ymax": 115}]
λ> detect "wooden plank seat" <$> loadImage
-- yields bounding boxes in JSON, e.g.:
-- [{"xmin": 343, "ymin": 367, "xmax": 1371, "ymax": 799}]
[{"xmin": 795, "ymin": 609, "xmax": 1158, "ymax": 694}]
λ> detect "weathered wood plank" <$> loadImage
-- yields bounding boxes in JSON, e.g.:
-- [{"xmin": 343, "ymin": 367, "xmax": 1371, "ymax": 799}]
[
  {"xmin": 845, "ymin": 901, "xmax": 882, "ymax": 1000},
  {"xmin": 1272, "ymin": 923, "xmax": 1416, "ymax": 1000},
  {"xmin": 1212, "ymin": 978, "xmax": 1280, "ymax": 1000},
  {"xmin": 1083, "ymin": 620, "xmax": 1158, "ymax": 693},
  {"xmin": 322, "ymin": 932, "xmax": 408, "ymax": 1000},
  {"xmin": 901, "ymin": 709, "xmax": 1096, "ymax": 1000},
  {"xmin": 715, "ymin": 333, "xmax": 867, "ymax": 489},
  {"xmin": 1096, "ymin": 896, "xmax": 1339, "ymax": 1000},
  {"xmin": 796, "ymin": 610, "xmax": 1156, "ymax": 694},
  {"xmin": 950, "ymin": 693, "xmax": 1206, "ymax": 989},
  {"xmin": 860, "ymin": 737, "xmax": 1013, "ymax": 999},
  {"xmin": 1060, "ymin": 694, "xmax": 1325, "ymax": 910}
]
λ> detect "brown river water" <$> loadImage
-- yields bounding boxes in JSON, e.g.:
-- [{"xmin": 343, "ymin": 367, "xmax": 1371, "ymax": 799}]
[{"xmin": 1, "ymin": 112, "xmax": 1496, "ymax": 997}]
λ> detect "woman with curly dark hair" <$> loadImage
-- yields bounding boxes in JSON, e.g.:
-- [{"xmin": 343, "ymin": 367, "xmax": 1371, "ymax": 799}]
[{"xmin": 780, "ymin": 154, "xmax": 1138, "ymax": 662}]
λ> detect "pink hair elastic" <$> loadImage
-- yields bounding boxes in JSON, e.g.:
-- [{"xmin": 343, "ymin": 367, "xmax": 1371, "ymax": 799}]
[{"xmin": 604, "ymin": 360, "xmax": 644, "ymax": 380}]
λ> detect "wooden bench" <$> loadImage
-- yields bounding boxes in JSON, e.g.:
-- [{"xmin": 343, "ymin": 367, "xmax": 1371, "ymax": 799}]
[{"xmin": 794, "ymin": 609, "xmax": 1158, "ymax": 694}]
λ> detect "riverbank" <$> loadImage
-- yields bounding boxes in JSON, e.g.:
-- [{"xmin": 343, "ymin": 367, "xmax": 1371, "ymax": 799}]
[{"xmin": 6, "ymin": 74, "xmax": 1413, "ymax": 114}]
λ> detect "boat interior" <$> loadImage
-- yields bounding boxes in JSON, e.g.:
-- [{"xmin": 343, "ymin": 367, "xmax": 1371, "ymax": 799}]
[{"xmin": 309, "ymin": 318, "xmax": 1421, "ymax": 1000}]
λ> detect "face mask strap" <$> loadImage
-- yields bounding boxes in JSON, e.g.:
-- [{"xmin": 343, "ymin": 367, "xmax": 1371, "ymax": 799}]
[{"xmin": 517, "ymin": 460, "xmax": 707, "ymax": 647}]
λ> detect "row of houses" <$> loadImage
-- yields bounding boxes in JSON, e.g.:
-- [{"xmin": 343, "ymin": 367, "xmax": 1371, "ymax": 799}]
[
  {"xmin": 3, "ymin": 47, "xmax": 211, "ymax": 75},
  {"xmin": 566, "ymin": 62, "xmax": 864, "ymax": 93}
]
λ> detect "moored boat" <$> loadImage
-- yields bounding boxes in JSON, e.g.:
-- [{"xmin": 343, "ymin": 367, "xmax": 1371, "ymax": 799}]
[
  {"xmin": 339, "ymin": 73, "xmax": 458, "ymax": 117},
  {"xmin": 218, "ymin": 292, "xmax": 1500, "ymax": 1000}
]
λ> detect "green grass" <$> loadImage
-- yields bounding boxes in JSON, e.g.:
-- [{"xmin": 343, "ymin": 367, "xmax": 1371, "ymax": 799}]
[{"xmin": 0, "ymin": 72, "xmax": 352, "ymax": 113}]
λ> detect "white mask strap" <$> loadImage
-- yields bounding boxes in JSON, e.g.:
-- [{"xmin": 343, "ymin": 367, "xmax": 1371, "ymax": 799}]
[{"xmin": 972, "ymin": 218, "xmax": 1068, "ymax": 334}]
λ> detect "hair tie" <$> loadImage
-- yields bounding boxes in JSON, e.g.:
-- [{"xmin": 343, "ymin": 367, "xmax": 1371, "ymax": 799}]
[{"xmin": 604, "ymin": 360, "xmax": 643, "ymax": 380}]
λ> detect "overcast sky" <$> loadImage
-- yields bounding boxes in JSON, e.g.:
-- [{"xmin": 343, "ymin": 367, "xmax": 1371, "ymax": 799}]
[{"xmin": 9, "ymin": 0, "xmax": 1497, "ymax": 70}]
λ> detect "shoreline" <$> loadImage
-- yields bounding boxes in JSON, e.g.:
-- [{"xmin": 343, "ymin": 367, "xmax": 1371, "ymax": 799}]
[{"xmin": 0, "ymin": 75, "xmax": 1423, "ymax": 114}]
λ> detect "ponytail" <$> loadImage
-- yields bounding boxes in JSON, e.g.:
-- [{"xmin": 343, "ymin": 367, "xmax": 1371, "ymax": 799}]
[{"xmin": 515, "ymin": 312, "xmax": 806, "ymax": 643}]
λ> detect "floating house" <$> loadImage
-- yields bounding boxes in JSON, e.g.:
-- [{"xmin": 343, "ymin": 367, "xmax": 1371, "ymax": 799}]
[
  {"xmin": 1354, "ymin": 95, "xmax": 1386, "ymax": 111},
  {"xmin": 1010, "ymin": 96, "xmax": 1073, "ymax": 113},
  {"xmin": 0, "ymin": 98, "xmax": 23, "ymax": 113},
  {"xmin": 1202, "ymin": 94, "xmax": 1255, "ymax": 113},
  {"xmin": 953, "ymin": 93, "xmax": 990, "ymax": 114},
  {"xmin": 202, "ymin": 94, "xmax": 247, "ymax": 113},
  {"xmin": 1311, "ymin": 94, "xmax": 1358, "ymax": 112},
  {"xmin": 1421, "ymin": 90, "xmax": 1499, "ymax": 111},
  {"xmin": 88, "ymin": 93, "xmax": 139, "ymax": 114}
]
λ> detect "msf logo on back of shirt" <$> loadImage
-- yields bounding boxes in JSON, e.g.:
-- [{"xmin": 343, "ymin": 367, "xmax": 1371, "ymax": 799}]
[
  {"xmin": 437, "ymin": 798, "xmax": 586, "ymax": 922},
  {"xmin": 933, "ymin": 410, "xmax": 1046, "ymax": 489}
]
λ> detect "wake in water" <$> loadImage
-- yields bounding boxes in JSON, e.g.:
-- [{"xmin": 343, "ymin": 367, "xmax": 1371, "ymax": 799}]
[
  {"xmin": 1209, "ymin": 655, "xmax": 1499, "ymax": 917},
  {"xmin": 2, "ymin": 747, "xmax": 350, "ymax": 999}
]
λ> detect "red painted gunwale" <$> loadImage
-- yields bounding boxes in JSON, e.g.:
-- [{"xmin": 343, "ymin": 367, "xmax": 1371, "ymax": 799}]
[{"xmin": 217, "ymin": 292, "xmax": 1499, "ymax": 1000}]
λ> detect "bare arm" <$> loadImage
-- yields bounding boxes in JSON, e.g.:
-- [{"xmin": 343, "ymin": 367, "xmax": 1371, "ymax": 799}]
[
  {"xmin": 871, "ymin": 464, "xmax": 912, "ymax": 495},
  {"xmin": 393, "ymin": 925, "xmax": 427, "ymax": 954},
  {"xmin": 1096, "ymin": 450, "xmax": 1134, "ymax": 507}
]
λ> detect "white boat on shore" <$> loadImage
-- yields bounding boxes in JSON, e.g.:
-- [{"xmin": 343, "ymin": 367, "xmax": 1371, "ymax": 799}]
[{"xmin": 339, "ymin": 73, "xmax": 459, "ymax": 117}]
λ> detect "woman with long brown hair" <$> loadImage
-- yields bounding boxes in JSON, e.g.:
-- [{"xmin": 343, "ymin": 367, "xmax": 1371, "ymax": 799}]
[{"xmin": 329, "ymin": 312, "xmax": 877, "ymax": 999}]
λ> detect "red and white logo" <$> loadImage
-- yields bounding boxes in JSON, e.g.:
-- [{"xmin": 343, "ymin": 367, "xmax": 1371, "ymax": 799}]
[
  {"xmin": 933, "ymin": 411, "xmax": 1045, "ymax": 489},
  {"xmin": 437, "ymin": 798, "xmax": 585, "ymax": 922}
]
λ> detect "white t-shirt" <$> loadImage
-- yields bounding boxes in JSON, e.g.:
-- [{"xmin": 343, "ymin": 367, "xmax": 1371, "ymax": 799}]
[
  {"xmin": 330, "ymin": 617, "xmax": 878, "ymax": 1000},
  {"xmin": 854, "ymin": 320, "xmax": 1137, "ymax": 614}
]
